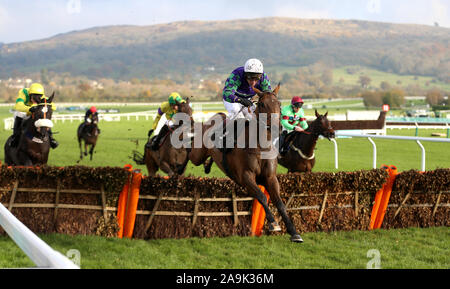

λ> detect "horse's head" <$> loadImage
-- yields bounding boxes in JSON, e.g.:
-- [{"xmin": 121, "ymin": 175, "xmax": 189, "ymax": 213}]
[
  {"xmin": 31, "ymin": 92, "xmax": 54, "ymax": 136},
  {"xmin": 90, "ymin": 112, "xmax": 99, "ymax": 125},
  {"xmin": 177, "ymin": 97, "xmax": 193, "ymax": 117},
  {"xmin": 171, "ymin": 97, "xmax": 194, "ymax": 139},
  {"xmin": 253, "ymin": 83, "xmax": 282, "ymax": 128},
  {"xmin": 310, "ymin": 109, "xmax": 335, "ymax": 140}
]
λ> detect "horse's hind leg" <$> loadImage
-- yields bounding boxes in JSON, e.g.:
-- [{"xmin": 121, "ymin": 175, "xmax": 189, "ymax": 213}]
[
  {"xmin": 145, "ymin": 150, "xmax": 159, "ymax": 177},
  {"xmin": 203, "ymin": 156, "xmax": 214, "ymax": 174},
  {"xmin": 263, "ymin": 175, "xmax": 303, "ymax": 243}
]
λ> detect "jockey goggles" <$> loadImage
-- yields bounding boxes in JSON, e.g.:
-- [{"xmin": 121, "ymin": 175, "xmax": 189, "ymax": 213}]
[
  {"xmin": 245, "ymin": 73, "xmax": 262, "ymax": 81},
  {"xmin": 292, "ymin": 102, "xmax": 303, "ymax": 108}
]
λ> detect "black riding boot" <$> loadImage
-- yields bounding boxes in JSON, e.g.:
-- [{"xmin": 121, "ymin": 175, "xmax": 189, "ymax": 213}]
[
  {"xmin": 49, "ymin": 129, "xmax": 59, "ymax": 149},
  {"xmin": 279, "ymin": 131, "xmax": 289, "ymax": 155},
  {"xmin": 11, "ymin": 117, "xmax": 23, "ymax": 147},
  {"xmin": 151, "ymin": 125, "xmax": 169, "ymax": 151}
]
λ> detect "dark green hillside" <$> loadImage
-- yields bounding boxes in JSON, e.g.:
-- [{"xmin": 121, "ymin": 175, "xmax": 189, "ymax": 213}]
[{"xmin": 1, "ymin": 18, "xmax": 448, "ymax": 80}]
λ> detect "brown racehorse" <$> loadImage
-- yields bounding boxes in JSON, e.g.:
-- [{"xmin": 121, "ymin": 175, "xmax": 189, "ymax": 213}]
[
  {"xmin": 278, "ymin": 110, "xmax": 335, "ymax": 173},
  {"xmin": 189, "ymin": 84, "xmax": 304, "ymax": 242},
  {"xmin": 133, "ymin": 98, "xmax": 193, "ymax": 177},
  {"xmin": 4, "ymin": 93, "xmax": 55, "ymax": 166},
  {"xmin": 77, "ymin": 113, "xmax": 100, "ymax": 161}
]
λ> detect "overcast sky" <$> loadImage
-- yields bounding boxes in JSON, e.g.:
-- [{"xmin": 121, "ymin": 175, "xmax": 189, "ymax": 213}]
[{"xmin": 0, "ymin": 0, "xmax": 448, "ymax": 43}]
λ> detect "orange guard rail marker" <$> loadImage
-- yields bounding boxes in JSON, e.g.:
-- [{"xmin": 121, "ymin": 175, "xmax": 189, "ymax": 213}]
[
  {"xmin": 369, "ymin": 165, "xmax": 390, "ymax": 230},
  {"xmin": 374, "ymin": 165, "xmax": 398, "ymax": 229},
  {"xmin": 251, "ymin": 185, "xmax": 271, "ymax": 237},
  {"xmin": 123, "ymin": 169, "xmax": 143, "ymax": 238},
  {"xmin": 117, "ymin": 164, "xmax": 133, "ymax": 238}
]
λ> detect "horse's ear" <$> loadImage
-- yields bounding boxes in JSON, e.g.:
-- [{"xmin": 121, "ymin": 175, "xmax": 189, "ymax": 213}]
[
  {"xmin": 48, "ymin": 91, "xmax": 55, "ymax": 103},
  {"xmin": 315, "ymin": 109, "xmax": 319, "ymax": 118},
  {"xmin": 324, "ymin": 111, "xmax": 328, "ymax": 117},
  {"xmin": 273, "ymin": 82, "xmax": 281, "ymax": 95},
  {"xmin": 253, "ymin": 86, "xmax": 264, "ymax": 97}
]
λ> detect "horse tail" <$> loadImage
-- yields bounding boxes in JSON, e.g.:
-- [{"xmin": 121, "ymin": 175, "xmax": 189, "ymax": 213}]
[{"xmin": 132, "ymin": 149, "xmax": 146, "ymax": 165}]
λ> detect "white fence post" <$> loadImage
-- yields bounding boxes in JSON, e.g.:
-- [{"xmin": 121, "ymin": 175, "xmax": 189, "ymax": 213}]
[
  {"xmin": 367, "ymin": 137, "xmax": 377, "ymax": 169},
  {"xmin": 331, "ymin": 138, "xmax": 338, "ymax": 169},
  {"xmin": 416, "ymin": 140, "xmax": 426, "ymax": 171},
  {"xmin": 334, "ymin": 132, "xmax": 450, "ymax": 171}
]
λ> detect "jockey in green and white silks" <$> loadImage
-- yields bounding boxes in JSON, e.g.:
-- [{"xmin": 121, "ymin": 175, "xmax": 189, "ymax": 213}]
[{"xmin": 279, "ymin": 96, "xmax": 309, "ymax": 155}]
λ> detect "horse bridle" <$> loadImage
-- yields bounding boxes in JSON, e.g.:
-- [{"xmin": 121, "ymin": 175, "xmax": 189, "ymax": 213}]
[
  {"xmin": 255, "ymin": 94, "xmax": 281, "ymax": 130},
  {"xmin": 29, "ymin": 100, "xmax": 53, "ymax": 142},
  {"xmin": 288, "ymin": 115, "xmax": 333, "ymax": 159}
]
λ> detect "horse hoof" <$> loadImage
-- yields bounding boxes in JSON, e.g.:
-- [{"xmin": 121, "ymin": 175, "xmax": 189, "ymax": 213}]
[
  {"xmin": 269, "ymin": 222, "xmax": 281, "ymax": 232},
  {"xmin": 290, "ymin": 234, "xmax": 303, "ymax": 243}
]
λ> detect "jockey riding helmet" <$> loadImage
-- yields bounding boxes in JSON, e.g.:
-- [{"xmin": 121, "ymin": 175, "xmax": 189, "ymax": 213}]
[
  {"xmin": 168, "ymin": 92, "xmax": 185, "ymax": 105},
  {"xmin": 291, "ymin": 96, "xmax": 304, "ymax": 108},
  {"xmin": 244, "ymin": 58, "xmax": 263, "ymax": 74},
  {"xmin": 29, "ymin": 83, "xmax": 45, "ymax": 95}
]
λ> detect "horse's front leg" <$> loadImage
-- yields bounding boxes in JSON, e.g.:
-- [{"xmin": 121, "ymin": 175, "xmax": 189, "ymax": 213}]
[
  {"xmin": 263, "ymin": 175, "xmax": 303, "ymax": 243},
  {"xmin": 188, "ymin": 146, "xmax": 210, "ymax": 166},
  {"xmin": 89, "ymin": 144, "xmax": 95, "ymax": 160},
  {"xmin": 84, "ymin": 142, "xmax": 88, "ymax": 156},
  {"xmin": 159, "ymin": 160, "xmax": 176, "ymax": 177},
  {"xmin": 240, "ymin": 172, "xmax": 277, "ymax": 229},
  {"xmin": 145, "ymin": 150, "xmax": 159, "ymax": 177},
  {"xmin": 18, "ymin": 150, "xmax": 34, "ymax": 166},
  {"xmin": 26, "ymin": 147, "xmax": 42, "ymax": 164},
  {"xmin": 79, "ymin": 139, "xmax": 84, "ymax": 159},
  {"xmin": 204, "ymin": 157, "xmax": 214, "ymax": 174},
  {"xmin": 176, "ymin": 153, "xmax": 190, "ymax": 175}
]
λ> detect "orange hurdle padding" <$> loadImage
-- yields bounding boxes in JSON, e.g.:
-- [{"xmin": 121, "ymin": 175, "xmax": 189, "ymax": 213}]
[
  {"xmin": 251, "ymin": 185, "xmax": 270, "ymax": 237},
  {"xmin": 369, "ymin": 165, "xmax": 390, "ymax": 230},
  {"xmin": 123, "ymin": 169, "xmax": 143, "ymax": 238},
  {"xmin": 374, "ymin": 165, "xmax": 398, "ymax": 229},
  {"xmin": 117, "ymin": 164, "xmax": 133, "ymax": 238}
]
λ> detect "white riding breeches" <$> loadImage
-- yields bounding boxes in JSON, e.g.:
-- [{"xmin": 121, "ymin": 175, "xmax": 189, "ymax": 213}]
[
  {"xmin": 165, "ymin": 119, "xmax": 174, "ymax": 127},
  {"xmin": 223, "ymin": 99, "xmax": 255, "ymax": 121},
  {"xmin": 13, "ymin": 111, "xmax": 29, "ymax": 120}
]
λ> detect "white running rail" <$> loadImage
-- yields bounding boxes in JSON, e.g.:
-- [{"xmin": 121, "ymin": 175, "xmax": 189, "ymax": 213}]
[
  {"xmin": 0, "ymin": 203, "xmax": 79, "ymax": 269},
  {"xmin": 332, "ymin": 132, "xmax": 450, "ymax": 171}
]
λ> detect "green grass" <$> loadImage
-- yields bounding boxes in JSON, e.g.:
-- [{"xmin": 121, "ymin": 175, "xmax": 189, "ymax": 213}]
[
  {"xmin": 266, "ymin": 65, "xmax": 450, "ymax": 92},
  {"xmin": 333, "ymin": 66, "xmax": 450, "ymax": 91},
  {"xmin": 0, "ymin": 227, "xmax": 448, "ymax": 268},
  {"xmin": 0, "ymin": 106, "xmax": 448, "ymax": 269}
]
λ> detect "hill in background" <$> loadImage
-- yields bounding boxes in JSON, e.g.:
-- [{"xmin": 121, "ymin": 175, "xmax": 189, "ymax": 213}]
[{"xmin": 1, "ymin": 17, "xmax": 449, "ymax": 82}]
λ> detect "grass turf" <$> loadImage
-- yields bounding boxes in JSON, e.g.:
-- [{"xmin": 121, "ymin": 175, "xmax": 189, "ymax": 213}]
[{"xmin": 0, "ymin": 227, "xmax": 448, "ymax": 269}]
